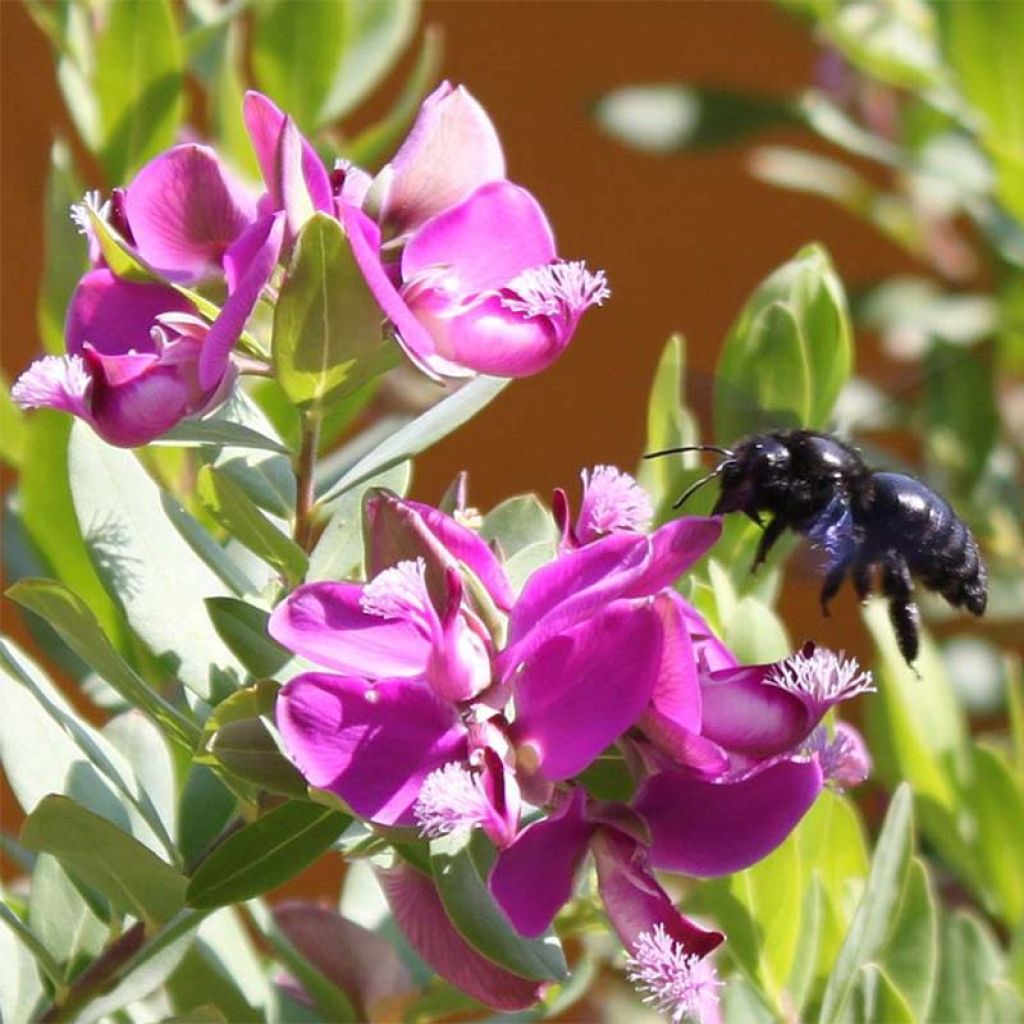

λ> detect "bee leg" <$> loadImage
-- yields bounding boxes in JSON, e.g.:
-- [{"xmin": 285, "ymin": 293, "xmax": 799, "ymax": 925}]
[
  {"xmin": 882, "ymin": 556, "xmax": 920, "ymax": 668},
  {"xmin": 820, "ymin": 557, "xmax": 851, "ymax": 617},
  {"xmin": 853, "ymin": 559, "xmax": 873, "ymax": 604},
  {"xmin": 746, "ymin": 510, "xmax": 765, "ymax": 528},
  {"xmin": 751, "ymin": 516, "xmax": 786, "ymax": 572}
]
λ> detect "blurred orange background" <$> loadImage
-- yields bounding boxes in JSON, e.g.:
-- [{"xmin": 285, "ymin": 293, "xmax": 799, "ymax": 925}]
[{"xmin": 1, "ymin": 0, "xmax": 917, "ymax": 895}]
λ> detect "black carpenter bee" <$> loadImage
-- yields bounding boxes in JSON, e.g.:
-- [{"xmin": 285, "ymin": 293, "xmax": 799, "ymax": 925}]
[{"xmin": 647, "ymin": 430, "xmax": 988, "ymax": 666}]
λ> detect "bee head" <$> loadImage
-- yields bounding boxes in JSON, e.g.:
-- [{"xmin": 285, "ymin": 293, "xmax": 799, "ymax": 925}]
[{"xmin": 713, "ymin": 435, "xmax": 791, "ymax": 514}]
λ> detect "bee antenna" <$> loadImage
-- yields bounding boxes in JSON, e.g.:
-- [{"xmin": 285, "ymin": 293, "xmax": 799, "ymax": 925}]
[
  {"xmin": 672, "ymin": 463, "xmax": 730, "ymax": 510},
  {"xmin": 644, "ymin": 444, "xmax": 734, "ymax": 459}
]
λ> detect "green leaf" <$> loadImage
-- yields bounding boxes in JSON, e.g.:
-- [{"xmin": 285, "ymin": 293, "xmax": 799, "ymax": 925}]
[
  {"xmin": 320, "ymin": 0, "xmax": 419, "ymax": 124},
  {"xmin": 157, "ymin": 419, "xmax": 289, "ymax": 454},
  {"xmin": 205, "ymin": 598, "xmax": 292, "ymax": 678},
  {"xmin": 0, "ymin": 899, "xmax": 66, "ymax": 990},
  {"xmin": 252, "ymin": 0, "xmax": 348, "ymax": 133},
  {"xmin": 37, "ymin": 142, "xmax": 87, "ymax": 353},
  {"xmin": 818, "ymin": 784, "xmax": 914, "ymax": 1022},
  {"xmin": 855, "ymin": 963, "xmax": 916, "ymax": 1023},
  {"xmin": 186, "ymin": 803, "xmax": 350, "ymax": 909},
  {"xmin": 28, "ymin": 854, "xmax": 108, "ymax": 983},
  {"xmin": 0, "ymin": 640, "xmax": 176, "ymax": 855},
  {"xmin": 636, "ymin": 334, "xmax": 700, "ymax": 511},
  {"xmin": 319, "ymin": 376, "xmax": 511, "ymax": 504},
  {"xmin": 595, "ymin": 84, "xmax": 797, "ymax": 153},
  {"xmin": 430, "ymin": 831, "xmax": 567, "ymax": 982},
  {"xmin": 19, "ymin": 411, "xmax": 129, "ymax": 653},
  {"xmin": 273, "ymin": 213, "xmax": 399, "ymax": 409},
  {"xmin": 308, "ymin": 462, "xmax": 411, "ymax": 582},
  {"xmin": 970, "ymin": 744, "xmax": 1024, "ymax": 927},
  {"xmin": 880, "ymin": 857, "xmax": 939, "ymax": 1020},
  {"xmin": 22, "ymin": 796, "xmax": 187, "ymax": 928},
  {"xmin": 480, "ymin": 495, "xmax": 557, "ymax": 559},
  {"xmin": 178, "ymin": 766, "xmax": 238, "ymax": 871},
  {"xmin": 68, "ymin": 422, "xmax": 244, "ymax": 701},
  {"xmin": 344, "ymin": 24, "xmax": 443, "ymax": 170},
  {"xmin": 5, "ymin": 581, "xmax": 199, "ymax": 752},
  {"xmin": 939, "ymin": 1, "xmax": 1024, "ymax": 222},
  {"xmin": 934, "ymin": 910, "xmax": 1007, "ymax": 1024},
  {"xmin": 92, "ymin": 0, "xmax": 184, "ymax": 182},
  {"xmin": 0, "ymin": 899, "xmax": 45, "ymax": 1023},
  {"xmin": 197, "ymin": 465, "xmax": 308, "ymax": 585},
  {"xmin": 209, "ymin": 718, "xmax": 308, "ymax": 797},
  {"xmin": 0, "ymin": 375, "xmax": 26, "ymax": 469},
  {"xmin": 714, "ymin": 244, "xmax": 853, "ymax": 444}
]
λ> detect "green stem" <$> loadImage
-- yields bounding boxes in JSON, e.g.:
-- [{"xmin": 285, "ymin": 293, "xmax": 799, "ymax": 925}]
[{"xmin": 294, "ymin": 410, "xmax": 322, "ymax": 552}]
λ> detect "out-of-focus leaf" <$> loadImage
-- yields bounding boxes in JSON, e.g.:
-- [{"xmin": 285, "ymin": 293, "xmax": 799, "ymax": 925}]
[
  {"xmin": 799, "ymin": 90, "xmax": 902, "ymax": 166},
  {"xmin": 933, "ymin": 910, "xmax": 1007, "ymax": 1024},
  {"xmin": 19, "ymin": 411, "xmax": 129, "ymax": 652},
  {"xmin": 721, "ymin": 595, "xmax": 790, "ymax": 664},
  {"xmin": 68, "ymin": 422, "xmax": 244, "ymax": 701},
  {"xmin": 824, "ymin": 0, "xmax": 947, "ymax": 91},
  {"xmin": 880, "ymin": 857, "xmax": 939, "ymax": 1020},
  {"xmin": 21, "ymin": 796, "xmax": 187, "ymax": 927},
  {"xmin": 970, "ymin": 744, "xmax": 1024, "ymax": 928},
  {"xmin": 93, "ymin": 0, "xmax": 185, "ymax": 182},
  {"xmin": 481, "ymin": 495, "xmax": 557, "ymax": 560},
  {"xmin": 721, "ymin": 974, "xmax": 777, "ymax": 1024},
  {"xmin": 210, "ymin": 22, "xmax": 261, "ymax": 180},
  {"xmin": 186, "ymin": 803, "xmax": 350, "ymax": 909},
  {"xmin": 818, "ymin": 784, "xmax": 913, "ymax": 1023},
  {"xmin": 252, "ymin": 0, "xmax": 348, "ymax": 133},
  {"xmin": 714, "ymin": 244, "xmax": 852, "ymax": 444},
  {"xmin": 596, "ymin": 84, "xmax": 797, "ymax": 153},
  {"xmin": 273, "ymin": 214, "xmax": 399, "ymax": 410},
  {"xmin": 321, "ymin": 0, "xmax": 419, "ymax": 124},
  {"xmin": 785, "ymin": 875, "xmax": 822, "ymax": 1018},
  {"xmin": 28, "ymin": 854, "xmax": 107, "ymax": 983},
  {"xmin": 924, "ymin": 340, "xmax": 998, "ymax": 494},
  {"xmin": 197, "ymin": 465, "xmax": 308, "ymax": 585},
  {"xmin": 104, "ymin": 710, "xmax": 177, "ymax": 841},
  {"xmin": 5, "ymin": 581, "xmax": 199, "ymax": 752},
  {"xmin": 504, "ymin": 540, "xmax": 557, "ymax": 595},
  {"xmin": 637, "ymin": 334, "xmax": 700, "ymax": 512},
  {"xmin": 319, "ymin": 376, "xmax": 510, "ymax": 504},
  {"xmin": 344, "ymin": 24, "xmax": 443, "ymax": 170},
  {"xmin": 854, "ymin": 964, "xmax": 915, "ymax": 1023},
  {"xmin": 205, "ymin": 598, "xmax": 292, "ymax": 678},
  {"xmin": 247, "ymin": 897, "xmax": 358, "ymax": 1022},
  {"xmin": 429, "ymin": 831, "xmax": 567, "ymax": 983},
  {"xmin": 0, "ymin": 376, "xmax": 26, "ymax": 469},
  {"xmin": 939, "ymin": 1, "xmax": 1024, "ymax": 222},
  {"xmin": 308, "ymin": 461, "xmax": 411, "ymax": 582}
]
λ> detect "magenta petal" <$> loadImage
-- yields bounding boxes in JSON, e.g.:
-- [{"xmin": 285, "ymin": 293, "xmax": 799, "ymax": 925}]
[
  {"xmin": 625, "ymin": 517, "xmax": 722, "ymax": 596},
  {"xmin": 675, "ymin": 596, "xmax": 737, "ymax": 672},
  {"xmin": 274, "ymin": 902, "xmax": 415, "ymax": 1018},
  {"xmin": 700, "ymin": 665, "xmax": 812, "ymax": 759},
  {"xmin": 504, "ymin": 532, "xmax": 647, "ymax": 666},
  {"xmin": 66, "ymin": 269, "xmax": 194, "ymax": 357},
  {"xmin": 277, "ymin": 674, "xmax": 466, "ymax": 826},
  {"xmin": 591, "ymin": 830, "xmax": 723, "ymax": 957},
  {"xmin": 650, "ymin": 593, "xmax": 701, "ymax": 733},
  {"xmin": 513, "ymin": 600, "xmax": 663, "ymax": 781},
  {"xmin": 268, "ymin": 581, "xmax": 432, "ymax": 677},
  {"xmin": 635, "ymin": 759, "xmax": 824, "ymax": 877},
  {"xmin": 336, "ymin": 201, "xmax": 443, "ymax": 379},
  {"xmin": 243, "ymin": 91, "xmax": 332, "ymax": 214},
  {"xmin": 401, "ymin": 499, "xmax": 515, "ymax": 611},
  {"xmin": 489, "ymin": 788, "xmax": 592, "ymax": 937},
  {"xmin": 382, "ymin": 82, "xmax": 506, "ymax": 233},
  {"xmin": 403, "ymin": 181, "xmax": 555, "ymax": 294},
  {"xmin": 198, "ymin": 212, "xmax": 284, "ymax": 389},
  {"xmin": 124, "ymin": 144, "xmax": 256, "ymax": 281},
  {"xmin": 378, "ymin": 862, "xmax": 544, "ymax": 1011}
]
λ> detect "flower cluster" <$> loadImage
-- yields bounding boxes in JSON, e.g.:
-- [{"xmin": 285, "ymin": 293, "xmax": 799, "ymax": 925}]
[
  {"xmin": 12, "ymin": 84, "xmax": 608, "ymax": 446},
  {"xmin": 270, "ymin": 466, "xmax": 873, "ymax": 1019}
]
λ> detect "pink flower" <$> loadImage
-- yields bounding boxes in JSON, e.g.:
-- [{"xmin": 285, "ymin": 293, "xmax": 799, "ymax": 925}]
[{"xmin": 10, "ymin": 262, "xmax": 275, "ymax": 447}]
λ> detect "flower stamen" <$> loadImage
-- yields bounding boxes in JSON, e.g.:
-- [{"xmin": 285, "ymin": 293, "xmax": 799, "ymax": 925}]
[
  {"xmin": 360, "ymin": 558, "xmax": 434, "ymax": 628},
  {"xmin": 766, "ymin": 647, "xmax": 874, "ymax": 704},
  {"xmin": 625, "ymin": 924, "xmax": 722, "ymax": 1024},
  {"xmin": 501, "ymin": 260, "xmax": 610, "ymax": 321},
  {"xmin": 413, "ymin": 762, "xmax": 490, "ymax": 840},
  {"xmin": 577, "ymin": 465, "xmax": 652, "ymax": 542}
]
